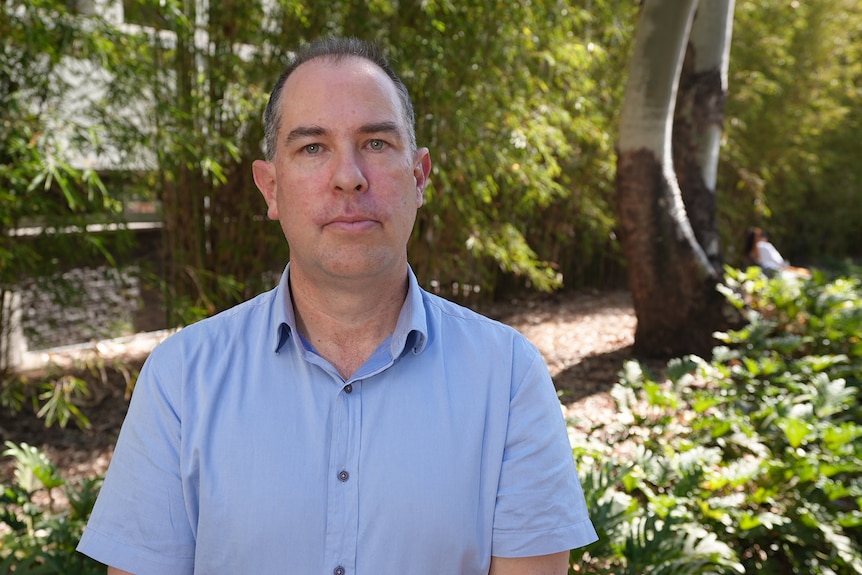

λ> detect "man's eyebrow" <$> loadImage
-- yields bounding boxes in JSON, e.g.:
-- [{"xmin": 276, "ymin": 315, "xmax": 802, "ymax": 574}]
[
  {"xmin": 285, "ymin": 125, "xmax": 327, "ymax": 143},
  {"xmin": 359, "ymin": 121, "xmax": 402, "ymax": 137},
  {"xmin": 284, "ymin": 122, "xmax": 403, "ymax": 144}
]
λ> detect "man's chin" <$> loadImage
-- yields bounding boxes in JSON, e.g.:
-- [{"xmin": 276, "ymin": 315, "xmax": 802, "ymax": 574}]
[{"xmin": 310, "ymin": 252, "xmax": 406, "ymax": 283}]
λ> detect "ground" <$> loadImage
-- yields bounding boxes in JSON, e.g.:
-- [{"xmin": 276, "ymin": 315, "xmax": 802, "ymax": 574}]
[{"xmin": 1, "ymin": 289, "xmax": 647, "ymax": 484}]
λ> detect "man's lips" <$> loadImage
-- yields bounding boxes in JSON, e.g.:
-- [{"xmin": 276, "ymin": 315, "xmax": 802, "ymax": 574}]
[{"xmin": 324, "ymin": 216, "xmax": 379, "ymax": 232}]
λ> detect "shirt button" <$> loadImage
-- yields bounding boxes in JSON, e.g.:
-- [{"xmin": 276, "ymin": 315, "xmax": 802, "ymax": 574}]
[
  {"xmin": 338, "ymin": 470, "xmax": 349, "ymax": 482},
  {"xmin": 334, "ymin": 567, "xmax": 345, "ymax": 575},
  {"xmin": 344, "ymin": 384, "xmax": 353, "ymax": 394}
]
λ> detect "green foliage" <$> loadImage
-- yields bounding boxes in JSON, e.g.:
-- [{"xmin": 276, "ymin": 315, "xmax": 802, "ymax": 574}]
[
  {"xmin": 1, "ymin": 351, "xmax": 137, "ymax": 431},
  {"xmin": 1, "ymin": 442, "xmax": 104, "ymax": 574},
  {"xmin": 719, "ymin": 0, "xmax": 862, "ymax": 265},
  {"xmin": 92, "ymin": 0, "xmax": 288, "ymax": 325},
  {"xmin": 80, "ymin": 0, "xmax": 636, "ymax": 320},
  {"xmin": 0, "ymin": 0, "xmax": 135, "ymax": 374},
  {"xmin": 0, "ymin": 1, "xmax": 130, "ymax": 262},
  {"xmin": 397, "ymin": 0, "xmax": 635, "ymax": 298},
  {"xmin": 35, "ymin": 375, "xmax": 92, "ymax": 430},
  {"xmin": 573, "ymin": 268, "xmax": 862, "ymax": 573}
]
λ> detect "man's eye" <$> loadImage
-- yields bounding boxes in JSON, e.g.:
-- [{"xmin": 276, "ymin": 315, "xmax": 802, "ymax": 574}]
[
  {"xmin": 368, "ymin": 139, "xmax": 387, "ymax": 151},
  {"xmin": 303, "ymin": 144, "xmax": 321, "ymax": 154}
]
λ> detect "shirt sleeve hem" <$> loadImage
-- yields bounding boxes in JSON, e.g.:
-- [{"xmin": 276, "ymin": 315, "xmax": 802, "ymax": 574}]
[
  {"xmin": 77, "ymin": 526, "xmax": 195, "ymax": 575},
  {"xmin": 492, "ymin": 518, "xmax": 599, "ymax": 558}
]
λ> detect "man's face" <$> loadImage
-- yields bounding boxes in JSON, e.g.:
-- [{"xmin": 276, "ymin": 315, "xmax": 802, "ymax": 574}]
[{"xmin": 253, "ymin": 56, "xmax": 431, "ymax": 287}]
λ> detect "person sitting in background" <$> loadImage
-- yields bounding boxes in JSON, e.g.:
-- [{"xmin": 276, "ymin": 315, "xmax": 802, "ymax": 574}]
[{"xmin": 745, "ymin": 227, "xmax": 810, "ymax": 278}]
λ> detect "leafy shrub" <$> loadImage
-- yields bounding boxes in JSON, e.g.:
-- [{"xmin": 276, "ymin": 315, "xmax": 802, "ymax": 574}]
[
  {"xmin": 1, "ymin": 350, "xmax": 138, "ymax": 431},
  {"xmin": 572, "ymin": 267, "xmax": 862, "ymax": 574},
  {"xmin": 1, "ymin": 442, "xmax": 104, "ymax": 574}
]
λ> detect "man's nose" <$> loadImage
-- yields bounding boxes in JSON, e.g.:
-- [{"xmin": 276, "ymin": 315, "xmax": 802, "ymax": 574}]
[{"xmin": 331, "ymin": 149, "xmax": 368, "ymax": 193}]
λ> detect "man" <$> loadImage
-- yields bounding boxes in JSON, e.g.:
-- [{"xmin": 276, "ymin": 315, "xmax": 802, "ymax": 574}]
[{"xmin": 78, "ymin": 37, "xmax": 597, "ymax": 575}]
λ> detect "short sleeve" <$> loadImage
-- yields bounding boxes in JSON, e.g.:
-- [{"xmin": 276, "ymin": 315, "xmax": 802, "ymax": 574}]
[
  {"xmin": 77, "ymin": 343, "xmax": 196, "ymax": 575},
  {"xmin": 491, "ymin": 340, "xmax": 598, "ymax": 557}
]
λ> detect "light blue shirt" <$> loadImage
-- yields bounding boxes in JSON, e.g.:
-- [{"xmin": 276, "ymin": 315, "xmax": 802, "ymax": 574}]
[{"xmin": 78, "ymin": 265, "xmax": 597, "ymax": 575}]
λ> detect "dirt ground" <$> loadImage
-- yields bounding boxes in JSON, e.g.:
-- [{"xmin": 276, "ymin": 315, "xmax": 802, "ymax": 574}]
[{"xmin": 0, "ymin": 289, "xmax": 643, "ymax": 483}]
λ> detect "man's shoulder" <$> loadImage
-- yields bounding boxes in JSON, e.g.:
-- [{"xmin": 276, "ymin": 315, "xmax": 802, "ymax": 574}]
[
  {"xmin": 420, "ymin": 289, "xmax": 524, "ymax": 340},
  {"xmin": 417, "ymin": 290, "xmax": 548, "ymax": 388},
  {"xmin": 193, "ymin": 287, "xmax": 277, "ymax": 329},
  {"xmin": 155, "ymin": 286, "xmax": 280, "ymax": 354}
]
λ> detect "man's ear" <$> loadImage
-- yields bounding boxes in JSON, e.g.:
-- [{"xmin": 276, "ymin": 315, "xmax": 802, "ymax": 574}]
[
  {"xmin": 252, "ymin": 160, "xmax": 279, "ymax": 220},
  {"xmin": 413, "ymin": 148, "xmax": 432, "ymax": 207}
]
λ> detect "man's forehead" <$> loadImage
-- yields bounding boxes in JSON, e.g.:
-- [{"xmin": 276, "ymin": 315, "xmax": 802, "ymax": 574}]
[
  {"xmin": 279, "ymin": 56, "xmax": 406, "ymax": 129},
  {"xmin": 284, "ymin": 55, "xmax": 391, "ymax": 95}
]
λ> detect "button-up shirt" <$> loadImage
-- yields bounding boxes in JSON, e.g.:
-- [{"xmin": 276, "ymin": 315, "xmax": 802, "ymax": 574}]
[{"xmin": 78, "ymin": 264, "xmax": 597, "ymax": 574}]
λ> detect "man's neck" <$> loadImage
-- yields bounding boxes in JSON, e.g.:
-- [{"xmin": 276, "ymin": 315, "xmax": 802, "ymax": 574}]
[{"xmin": 289, "ymin": 266, "xmax": 409, "ymax": 380}]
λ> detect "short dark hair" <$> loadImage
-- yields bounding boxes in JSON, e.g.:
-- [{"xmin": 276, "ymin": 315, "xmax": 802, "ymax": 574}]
[{"xmin": 262, "ymin": 37, "xmax": 416, "ymax": 161}]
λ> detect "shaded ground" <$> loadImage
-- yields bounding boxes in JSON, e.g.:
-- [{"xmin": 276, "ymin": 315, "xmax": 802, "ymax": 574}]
[{"xmin": 1, "ymin": 289, "xmax": 642, "ymax": 483}]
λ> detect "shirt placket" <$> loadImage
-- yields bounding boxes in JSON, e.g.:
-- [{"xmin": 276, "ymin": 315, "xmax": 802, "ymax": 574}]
[{"xmin": 324, "ymin": 379, "xmax": 362, "ymax": 575}]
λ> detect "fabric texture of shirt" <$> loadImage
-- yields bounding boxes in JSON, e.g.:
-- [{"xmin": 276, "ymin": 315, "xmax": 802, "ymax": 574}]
[
  {"xmin": 77, "ymin": 264, "xmax": 598, "ymax": 575},
  {"xmin": 755, "ymin": 239, "xmax": 787, "ymax": 271}
]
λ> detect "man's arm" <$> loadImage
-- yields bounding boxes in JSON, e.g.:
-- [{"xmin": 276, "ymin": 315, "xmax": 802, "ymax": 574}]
[
  {"xmin": 108, "ymin": 567, "xmax": 134, "ymax": 575},
  {"xmin": 489, "ymin": 551, "xmax": 570, "ymax": 575}
]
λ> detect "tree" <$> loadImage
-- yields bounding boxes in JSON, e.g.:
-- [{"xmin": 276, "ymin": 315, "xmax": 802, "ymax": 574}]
[
  {"xmin": 615, "ymin": 0, "xmax": 736, "ymax": 358},
  {"xmin": 674, "ymin": 0, "xmax": 736, "ymax": 272}
]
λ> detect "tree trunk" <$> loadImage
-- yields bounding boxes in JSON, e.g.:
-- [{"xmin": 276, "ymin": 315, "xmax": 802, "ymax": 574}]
[
  {"xmin": 674, "ymin": 0, "xmax": 736, "ymax": 269},
  {"xmin": 615, "ymin": 0, "xmax": 726, "ymax": 359}
]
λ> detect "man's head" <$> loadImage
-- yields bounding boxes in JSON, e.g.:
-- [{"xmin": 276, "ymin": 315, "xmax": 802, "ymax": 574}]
[
  {"xmin": 263, "ymin": 37, "xmax": 417, "ymax": 161},
  {"xmin": 252, "ymin": 37, "xmax": 431, "ymax": 287}
]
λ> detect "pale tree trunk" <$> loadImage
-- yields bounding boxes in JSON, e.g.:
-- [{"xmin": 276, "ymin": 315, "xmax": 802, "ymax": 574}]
[
  {"xmin": 674, "ymin": 0, "xmax": 736, "ymax": 269},
  {"xmin": 615, "ymin": 0, "xmax": 731, "ymax": 358}
]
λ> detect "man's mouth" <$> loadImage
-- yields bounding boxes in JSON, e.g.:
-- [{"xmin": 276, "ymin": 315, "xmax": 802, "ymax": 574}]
[{"xmin": 325, "ymin": 216, "xmax": 378, "ymax": 232}]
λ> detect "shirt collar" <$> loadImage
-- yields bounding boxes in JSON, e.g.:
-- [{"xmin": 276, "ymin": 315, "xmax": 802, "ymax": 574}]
[
  {"xmin": 273, "ymin": 263, "xmax": 428, "ymax": 356},
  {"xmin": 391, "ymin": 266, "xmax": 429, "ymax": 356},
  {"xmin": 273, "ymin": 264, "xmax": 296, "ymax": 353}
]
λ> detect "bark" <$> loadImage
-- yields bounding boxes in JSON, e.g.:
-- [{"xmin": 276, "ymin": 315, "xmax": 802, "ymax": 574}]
[
  {"xmin": 615, "ymin": 0, "xmax": 728, "ymax": 358},
  {"xmin": 617, "ymin": 149, "xmax": 726, "ymax": 358},
  {"xmin": 674, "ymin": 0, "xmax": 736, "ymax": 269}
]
